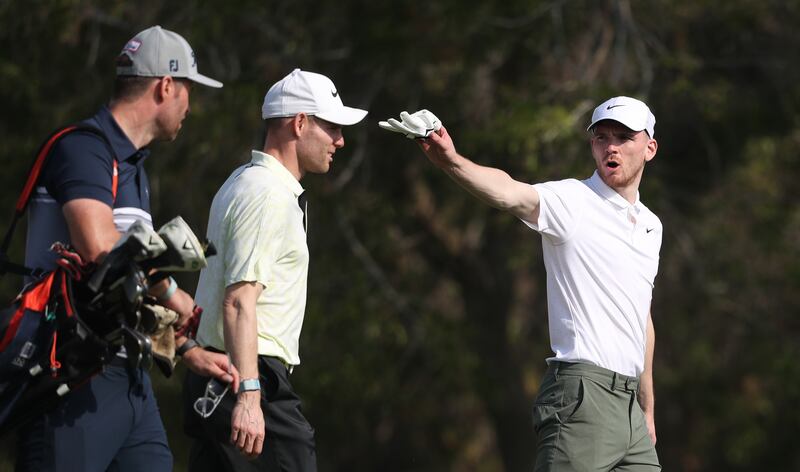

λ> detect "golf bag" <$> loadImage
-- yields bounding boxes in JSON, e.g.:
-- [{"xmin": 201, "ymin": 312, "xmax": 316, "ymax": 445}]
[
  {"xmin": 0, "ymin": 217, "xmax": 214, "ymax": 436},
  {"xmin": 0, "ymin": 248, "xmax": 114, "ymax": 435}
]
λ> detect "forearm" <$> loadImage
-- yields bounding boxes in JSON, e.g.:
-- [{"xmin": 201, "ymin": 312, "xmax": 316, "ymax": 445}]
[
  {"xmin": 222, "ymin": 289, "xmax": 260, "ymax": 382},
  {"xmin": 443, "ymin": 154, "xmax": 540, "ymax": 221},
  {"xmin": 638, "ymin": 370, "xmax": 654, "ymax": 414},
  {"xmin": 638, "ymin": 312, "xmax": 656, "ymax": 414},
  {"xmin": 418, "ymin": 127, "xmax": 539, "ymax": 222},
  {"xmin": 154, "ymin": 283, "xmax": 195, "ymax": 326}
]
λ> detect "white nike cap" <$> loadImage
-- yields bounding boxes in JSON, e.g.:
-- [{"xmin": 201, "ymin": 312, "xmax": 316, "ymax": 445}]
[
  {"xmin": 261, "ymin": 68, "xmax": 368, "ymax": 126},
  {"xmin": 116, "ymin": 26, "xmax": 222, "ymax": 88},
  {"xmin": 587, "ymin": 96, "xmax": 656, "ymax": 138}
]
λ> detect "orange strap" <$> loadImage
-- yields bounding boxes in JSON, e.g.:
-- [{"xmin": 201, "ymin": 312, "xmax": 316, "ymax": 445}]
[
  {"xmin": 112, "ymin": 159, "xmax": 118, "ymax": 202},
  {"xmin": 15, "ymin": 126, "xmax": 79, "ymax": 214},
  {"xmin": 0, "ymin": 272, "xmax": 56, "ymax": 351},
  {"xmin": 50, "ymin": 330, "xmax": 61, "ymax": 377}
]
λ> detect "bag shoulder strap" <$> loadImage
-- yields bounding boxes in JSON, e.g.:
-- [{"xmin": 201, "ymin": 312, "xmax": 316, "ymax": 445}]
[{"xmin": 0, "ymin": 125, "xmax": 116, "ymax": 277}]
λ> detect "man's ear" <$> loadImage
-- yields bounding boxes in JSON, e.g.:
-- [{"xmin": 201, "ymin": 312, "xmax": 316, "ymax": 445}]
[
  {"xmin": 155, "ymin": 76, "xmax": 175, "ymax": 102},
  {"xmin": 292, "ymin": 113, "xmax": 309, "ymax": 137},
  {"xmin": 645, "ymin": 138, "xmax": 658, "ymax": 162}
]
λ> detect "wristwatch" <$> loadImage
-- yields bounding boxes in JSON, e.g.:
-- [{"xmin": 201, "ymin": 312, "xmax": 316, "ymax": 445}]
[
  {"xmin": 239, "ymin": 378, "xmax": 261, "ymax": 392},
  {"xmin": 176, "ymin": 338, "xmax": 199, "ymax": 356}
]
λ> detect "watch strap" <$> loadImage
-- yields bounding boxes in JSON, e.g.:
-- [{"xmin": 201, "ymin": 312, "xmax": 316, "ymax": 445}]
[
  {"xmin": 239, "ymin": 378, "xmax": 261, "ymax": 392},
  {"xmin": 176, "ymin": 338, "xmax": 199, "ymax": 356}
]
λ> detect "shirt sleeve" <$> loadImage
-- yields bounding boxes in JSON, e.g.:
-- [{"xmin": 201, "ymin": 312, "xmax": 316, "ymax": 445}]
[
  {"xmin": 41, "ymin": 131, "xmax": 116, "ymax": 207},
  {"xmin": 524, "ymin": 179, "xmax": 585, "ymax": 244},
  {"xmin": 222, "ymin": 190, "xmax": 287, "ymax": 289}
]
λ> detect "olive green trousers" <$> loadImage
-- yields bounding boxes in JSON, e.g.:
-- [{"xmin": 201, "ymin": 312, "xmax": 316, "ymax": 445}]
[{"xmin": 532, "ymin": 361, "xmax": 661, "ymax": 472}]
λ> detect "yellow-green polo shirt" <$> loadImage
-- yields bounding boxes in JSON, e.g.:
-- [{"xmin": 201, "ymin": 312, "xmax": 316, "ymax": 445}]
[{"xmin": 195, "ymin": 151, "xmax": 309, "ymax": 366}]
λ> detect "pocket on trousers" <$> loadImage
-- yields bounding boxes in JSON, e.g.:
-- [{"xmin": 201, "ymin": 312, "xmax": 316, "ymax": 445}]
[{"xmin": 532, "ymin": 376, "xmax": 584, "ymax": 434}]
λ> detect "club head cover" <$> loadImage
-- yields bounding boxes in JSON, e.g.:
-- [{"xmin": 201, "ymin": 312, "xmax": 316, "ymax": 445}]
[
  {"xmin": 112, "ymin": 220, "xmax": 168, "ymax": 261},
  {"xmin": 89, "ymin": 221, "xmax": 166, "ymax": 293},
  {"xmin": 155, "ymin": 216, "xmax": 208, "ymax": 272}
]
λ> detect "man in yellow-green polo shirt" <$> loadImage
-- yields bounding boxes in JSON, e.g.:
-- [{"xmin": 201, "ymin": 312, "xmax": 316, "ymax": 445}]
[{"xmin": 183, "ymin": 68, "xmax": 367, "ymax": 472}]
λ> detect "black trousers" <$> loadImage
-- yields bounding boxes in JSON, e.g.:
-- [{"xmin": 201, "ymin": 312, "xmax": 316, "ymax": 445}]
[{"xmin": 183, "ymin": 355, "xmax": 317, "ymax": 472}]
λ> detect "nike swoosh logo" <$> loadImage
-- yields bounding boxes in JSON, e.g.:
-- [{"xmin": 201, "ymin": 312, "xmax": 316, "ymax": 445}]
[
  {"xmin": 331, "ymin": 89, "xmax": 338, "ymax": 98},
  {"xmin": 607, "ymin": 104, "xmax": 625, "ymax": 110},
  {"xmin": 646, "ymin": 227, "xmax": 655, "ymax": 233}
]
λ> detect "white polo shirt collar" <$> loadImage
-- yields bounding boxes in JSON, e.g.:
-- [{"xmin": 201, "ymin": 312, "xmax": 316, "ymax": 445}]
[
  {"xmin": 585, "ymin": 171, "xmax": 643, "ymax": 221},
  {"xmin": 250, "ymin": 150, "xmax": 304, "ymax": 198}
]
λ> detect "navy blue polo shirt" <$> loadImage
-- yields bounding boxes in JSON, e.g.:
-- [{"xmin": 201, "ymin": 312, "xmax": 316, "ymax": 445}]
[{"xmin": 25, "ymin": 106, "xmax": 152, "ymax": 271}]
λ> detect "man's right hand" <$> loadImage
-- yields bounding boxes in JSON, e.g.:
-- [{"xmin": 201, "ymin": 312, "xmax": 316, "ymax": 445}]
[
  {"xmin": 182, "ymin": 347, "xmax": 239, "ymax": 389},
  {"xmin": 230, "ymin": 391, "xmax": 265, "ymax": 458},
  {"xmin": 416, "ymin": 125, "xmax": 460, "ymax": 169}
]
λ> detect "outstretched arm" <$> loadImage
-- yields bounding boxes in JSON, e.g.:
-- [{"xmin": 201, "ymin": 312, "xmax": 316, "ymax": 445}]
[
  {"xmin": 638, "ymin": 311, "xmax": 657, "ymax": 445},
  {"xmin": 417, "ymin": 126, "xmax": 541, "ymax": 223}
]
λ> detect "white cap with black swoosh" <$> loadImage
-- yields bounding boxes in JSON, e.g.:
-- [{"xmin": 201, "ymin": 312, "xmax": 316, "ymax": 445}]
[
  {"xmin": 261, "ymin": 68, "xmax": 367, "ymax": 126},
  {"xmin": 588, "ymin": 96, "xmax": 656, "ymax": 138}
]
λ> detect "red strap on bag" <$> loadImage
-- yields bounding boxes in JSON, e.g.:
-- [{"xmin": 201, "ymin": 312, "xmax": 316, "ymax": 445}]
[
  {"xmin": 0, "ymin": 271, "xmax": 57, "ymax": 352},
  {"xmin": 15, "ymin": 126, "xmax": 80, "ymax": 214},
  {"xmin": 1, "ymin": 125, "xmax": 117, "ymax": 278}
]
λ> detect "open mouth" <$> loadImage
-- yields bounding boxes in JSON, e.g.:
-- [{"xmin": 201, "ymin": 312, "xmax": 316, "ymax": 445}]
[{"xmin": 606, "ymin": 160, "xmax": 620, "ymax": 169}]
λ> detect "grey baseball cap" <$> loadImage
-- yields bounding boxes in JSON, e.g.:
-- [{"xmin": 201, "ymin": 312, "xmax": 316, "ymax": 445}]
[{"xmin": 116, "ymin": 25, "xmax": 222, "ymax": 88}]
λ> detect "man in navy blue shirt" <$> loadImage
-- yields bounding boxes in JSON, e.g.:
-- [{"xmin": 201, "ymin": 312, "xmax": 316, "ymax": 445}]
[{"xmin": 16, "ymin": 26, "xmax": 238, "ymax": 472}]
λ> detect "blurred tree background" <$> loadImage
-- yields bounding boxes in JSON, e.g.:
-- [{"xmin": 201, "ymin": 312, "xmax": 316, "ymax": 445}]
[{"xmin": 1, "ymin": 0, "xmax": 799, "ymax": 470}]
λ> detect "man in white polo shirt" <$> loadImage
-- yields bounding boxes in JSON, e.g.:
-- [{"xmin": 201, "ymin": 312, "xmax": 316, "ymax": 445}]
[
  {"xmin": 381, "ymin": 96, "xmax": 661, "ymax": 471},
  {"xmin": 183, "ymin": 69, "xmax": 367, "ymax": 471}
]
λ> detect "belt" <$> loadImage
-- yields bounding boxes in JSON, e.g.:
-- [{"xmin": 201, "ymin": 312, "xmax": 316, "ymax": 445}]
[
  {"xmin": 205, "ymin": 346, "xmax": 294, "ymax": 375},
  {"xmin": 264, "ymin": 356, "xmax": 294, "ymax": 375},
  {"xmin": 549, "ymin": 361, "xmax": 639, "ymax": 393}
]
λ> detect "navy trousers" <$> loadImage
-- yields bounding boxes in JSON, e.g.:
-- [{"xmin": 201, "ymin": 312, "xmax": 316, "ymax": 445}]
[{"xmin": 15, "ymin": 361, "xmax": 172, "ymax": 472}]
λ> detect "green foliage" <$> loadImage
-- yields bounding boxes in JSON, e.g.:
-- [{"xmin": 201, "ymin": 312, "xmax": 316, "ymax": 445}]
[{"xmin": 3, "ymin": 1, "xmax": 800, "ymax": 471}]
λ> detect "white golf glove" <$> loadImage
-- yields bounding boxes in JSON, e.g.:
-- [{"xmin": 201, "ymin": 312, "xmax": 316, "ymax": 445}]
[{"xmin": 379, "ymin": 109, "xmax": 442, "ymax": 139}]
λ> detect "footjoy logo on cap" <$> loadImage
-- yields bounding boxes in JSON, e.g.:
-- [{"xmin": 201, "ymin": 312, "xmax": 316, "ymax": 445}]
[{"xmin": 123, "ymin": 39, "xmax": 142, "ymax": 53}]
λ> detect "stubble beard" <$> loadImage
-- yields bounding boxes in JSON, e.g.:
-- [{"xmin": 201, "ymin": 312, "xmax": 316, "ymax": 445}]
[{"xmin": 599, "ymin": 159, "xmax": 645, "ymax": 191}]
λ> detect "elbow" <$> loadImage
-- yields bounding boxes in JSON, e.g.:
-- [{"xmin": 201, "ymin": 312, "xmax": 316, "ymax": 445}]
[{"xmin": 221, "ymin": 295, "xmax": 243, "ymax": 322}]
